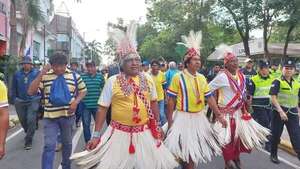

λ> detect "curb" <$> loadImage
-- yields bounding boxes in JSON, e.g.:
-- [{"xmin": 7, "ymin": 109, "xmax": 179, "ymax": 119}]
[{"xmin": 279, "ymin": 139, "xmax": 297, "ymax": 156}]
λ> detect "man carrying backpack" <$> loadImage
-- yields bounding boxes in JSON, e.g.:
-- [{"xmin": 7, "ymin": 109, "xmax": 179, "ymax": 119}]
[{"xmin": 28, "ymin": 53, "xmax": 86, "ymax": 169}]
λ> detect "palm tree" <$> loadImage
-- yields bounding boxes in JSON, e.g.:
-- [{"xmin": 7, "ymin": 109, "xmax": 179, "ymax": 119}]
[
  {"xmin": 83, "ymin": 40, "xmax": 103, "ymax": 66},
  {"xmin": 18, "ymin": 0, "xmax": 45, "ymax": 57}
]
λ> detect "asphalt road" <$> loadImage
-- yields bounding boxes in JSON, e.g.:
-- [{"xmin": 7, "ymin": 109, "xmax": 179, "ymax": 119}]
[{"xmin": 1, "ymin": 122, "xmax": 300, "ymax": 169}]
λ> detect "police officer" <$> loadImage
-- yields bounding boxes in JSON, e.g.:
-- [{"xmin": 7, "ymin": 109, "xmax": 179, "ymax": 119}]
[
  {"xmin": 248, "ymin": 60, "xmax": 273, "ymax": 151},
  {"xmin": 269, "ymin": 58, "xmax": 300, "ymax": 164},
  {"xmin": 270, "ymin": 62, "xmax": 282, "ymax": 79}
]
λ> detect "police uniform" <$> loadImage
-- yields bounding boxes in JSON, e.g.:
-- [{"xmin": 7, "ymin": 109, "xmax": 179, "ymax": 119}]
[
  {"xmin": 269, "ymin": 63, "xmax": 282, "ymax": 79},
  {"xmin": 248, "ymin": 61, "xmax": 273, "ymax": 150},
  {"xmin": 269, "ymin": 59, "xmax": 300, "ymax": 163}
]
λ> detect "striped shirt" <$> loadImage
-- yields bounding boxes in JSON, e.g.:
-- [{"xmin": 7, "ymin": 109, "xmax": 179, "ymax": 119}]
[
  {"xmin": 81, "ymin": 73, "xmax": 105, "ymax": 109},
  {"xmin": 39, "ymin": 69, "xmax": 86, "ymax": 118}
]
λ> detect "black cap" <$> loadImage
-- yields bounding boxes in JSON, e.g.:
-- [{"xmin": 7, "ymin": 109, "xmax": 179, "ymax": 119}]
[
  {"xmin": 86, "ymin": 60, "xmax": 96, "ymax": 66},
  {"xmin": 258, "ymin": 60, "xmax": 269, "ymax": 69},
  {"xmin": 283, "ymin": 58, "xmax": 295, "ymax": 68}
]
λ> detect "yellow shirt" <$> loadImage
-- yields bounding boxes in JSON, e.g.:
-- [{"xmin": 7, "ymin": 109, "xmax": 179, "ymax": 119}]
[
  {"xmin": 0, "ymin": 81, "xmax": 8, "ymax": 108},
  {"xmin": 40, "ymin": 69, "xmax": 87, "ymax": 118},
  {"xmin": 167, "ymin": 70, "xmax": 211, "ymax": 113},
  {"xmin": 151, "ymin": 71, "xmax": 166, "ymax": 101},
  {"xmin": 98, "ymin": 74, "xmax": 157, "ymax": 126}
]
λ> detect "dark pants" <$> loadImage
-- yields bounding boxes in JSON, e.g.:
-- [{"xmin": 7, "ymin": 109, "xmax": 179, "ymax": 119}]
[
  {"xmin": 252, "ymin": 106, "xmax": 272, "ymax": 129},
  {"xmin": 15, "ymin": 98, "xmax": 40, "ymax": 144},
  {"xmin": 271, "ymin": 110, "xmax": 300, "ymax": 156},
  {"xmin": 252, "ymin": 106, "xmax": 272, "ymax": 149},
  {"xmin": 42, "ymin": 116, "xmax": 75, "ymax": 169},
  {"xmin": 82, "ymin": 105, "xmax": 97, "ymax": 143},
  {"xmin": 75, "ymin": 102, "xmax": 84, "ymax": 124}
]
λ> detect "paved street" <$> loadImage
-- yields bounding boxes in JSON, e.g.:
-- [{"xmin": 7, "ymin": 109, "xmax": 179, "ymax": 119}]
[{"xmin": 1, "ymin": 121, "xmax": 300, "ymax": 169}]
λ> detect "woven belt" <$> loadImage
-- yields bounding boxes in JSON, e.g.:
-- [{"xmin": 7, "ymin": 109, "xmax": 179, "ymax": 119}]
[{"xmin": 110, "ymin": 120, "xmax": 145, "ymax": 133}]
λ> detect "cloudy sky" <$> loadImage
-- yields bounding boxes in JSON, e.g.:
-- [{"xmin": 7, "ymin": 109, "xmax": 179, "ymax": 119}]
[{"xmin": 53, "ymin": 0, "xmax": 148, "ymax": 43}]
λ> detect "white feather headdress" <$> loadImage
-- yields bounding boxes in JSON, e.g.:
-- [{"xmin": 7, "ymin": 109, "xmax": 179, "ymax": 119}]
[
  {"xmin": 215, "ymin": 44, "xmax": 233, "ymax": 60},
  {"xmin": 108, "ymin": 21, "xmax": 139, "ymax": 61},
  {"xmin": 181, "ymin": 30, "xmax": 202, "ymax": 59}
]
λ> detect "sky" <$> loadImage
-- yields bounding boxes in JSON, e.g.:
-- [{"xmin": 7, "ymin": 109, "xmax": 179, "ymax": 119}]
[{"xmin": 53, "ymin": 0, "xmax": 148, "ymax": 43}]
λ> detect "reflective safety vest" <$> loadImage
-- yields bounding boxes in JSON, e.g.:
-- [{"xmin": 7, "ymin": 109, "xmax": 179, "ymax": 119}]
[
  {"xmin": 251, "ymin": 74, "xmax": 273, "ymax": 99},
  {"xmin": 277, "ymin": 78, "xmax": 300, "ymax": 108},
  {"xmin": 270, "ymin": 69, "xmax": 282, "ymax": 79}
]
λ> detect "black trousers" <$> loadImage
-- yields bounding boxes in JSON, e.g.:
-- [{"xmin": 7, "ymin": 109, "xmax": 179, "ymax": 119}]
[{"xmin": 271, "ymin": 109, "xmax": 300, "ymax": 155}]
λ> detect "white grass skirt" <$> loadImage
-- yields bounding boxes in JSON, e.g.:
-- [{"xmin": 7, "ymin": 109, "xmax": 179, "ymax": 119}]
[
  {"xmin": 70, "ymin": 125, "xmax": 178, "ymax": 169},
  {"xmin": 164, "ymin": 110, "xmax": 222, "ymax": 164},
  {"xmin": 213, "ymin": 110, "xmax": 270, "ymax": 150}
]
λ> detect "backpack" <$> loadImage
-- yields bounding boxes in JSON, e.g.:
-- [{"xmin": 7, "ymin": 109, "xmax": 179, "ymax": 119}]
[{"xmin": 49, "ymin": 72, "xmax": 78, "ymax": 107}]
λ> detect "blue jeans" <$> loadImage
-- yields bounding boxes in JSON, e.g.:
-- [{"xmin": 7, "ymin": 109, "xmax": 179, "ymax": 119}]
[
  {"xmin": 82, "ymin": 105, "xmax": 97, "ymax": 143},
  {"xmin": 158, "ymin": 100, "xmax": 166, "ymax": 126},
  {"xmin": 14, "ymin": 98, "xmax": 40, "ymax": 144},
  {"xmin": 42, "ymin": 116, "xmax": 75, "ymax": 169}
]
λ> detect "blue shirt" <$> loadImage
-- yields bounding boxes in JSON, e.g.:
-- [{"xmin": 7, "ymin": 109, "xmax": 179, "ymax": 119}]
[
  {"xmin": 12, "ymin": 68, "xmax": 41, "ymax": 101},
  {"xmin": 165, "ymin": 68, "xmax": 178, "ymax": 88}
]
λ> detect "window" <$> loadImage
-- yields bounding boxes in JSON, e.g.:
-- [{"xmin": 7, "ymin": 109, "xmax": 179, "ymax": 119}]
[{"xmin": 33, "ymin": 41, "xmax": 40, "ymax": 58}]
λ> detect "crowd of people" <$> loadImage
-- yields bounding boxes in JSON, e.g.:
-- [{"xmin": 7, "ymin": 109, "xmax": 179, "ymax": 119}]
[{"xmin": 0, "ymin": 21, "xmax": 299, "ymax": 169}]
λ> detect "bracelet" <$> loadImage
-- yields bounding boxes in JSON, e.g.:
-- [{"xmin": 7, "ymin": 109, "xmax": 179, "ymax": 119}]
[{"xmin": 92, "ymin": 131, "xmax": 101, "ymax": 138}]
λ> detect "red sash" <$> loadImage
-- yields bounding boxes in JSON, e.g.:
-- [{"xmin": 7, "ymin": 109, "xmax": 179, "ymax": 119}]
[{"xmin": 219, "ymin": 70, "xmax": 246, "ymax": 115}]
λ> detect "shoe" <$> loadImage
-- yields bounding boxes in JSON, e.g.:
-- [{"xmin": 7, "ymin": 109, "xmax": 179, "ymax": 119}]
[
  {"xmin": 55, "ymin": 143, "xmax": 62, "ymax": 152},
  {"xmin": 270, "ymin": 154, "xmax": 280, "ymax": 164},
  {"xmin": 24, "ymin": 142, "xmax": 32, "ymax": 150}
]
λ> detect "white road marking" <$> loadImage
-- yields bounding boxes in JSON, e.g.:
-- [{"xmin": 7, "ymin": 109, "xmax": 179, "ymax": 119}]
[
  {"xmin": 6, "ymin": 128, "xmax": 23, "ymax": 142},
  {"xmin": 57, "ymin": 126, "xmax": 83, "ymax": 169},
  {"xmin": 259, "ymin": 148, "xmax": 300, "ymax": 169}
]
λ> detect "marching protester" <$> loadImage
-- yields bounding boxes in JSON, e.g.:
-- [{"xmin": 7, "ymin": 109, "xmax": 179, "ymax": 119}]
[
  {"xmin": 150, "ymin": 59, "xmax": 167, "ymax": 126},
  {"xmin": 165, "ymin": 61, "xmax": 178, "ymax": 89},
  {"xmin": 28, "ymin": 53, "xmax": 87, "ymax": 169},
  {"xmin": 209, "ymin": 45, "xmax": 269, "ymax": 169},
  {"xmin": 269, "ymin": 58, "xmax": 300, "ymax": 164},
  {"xmin": 12, "ymin": 56, "xmax": 41, "ymax": 150},
  {"xmin": 165, "ymin": 31, "xmax": 227, "ymax": 169},
  {"xmin": 81, "ymin": 60, "xmax": 105, "ymax": 143},
  {"xmin": 71, "ymin": 21, "xmax": 178, "ymax": 169}
]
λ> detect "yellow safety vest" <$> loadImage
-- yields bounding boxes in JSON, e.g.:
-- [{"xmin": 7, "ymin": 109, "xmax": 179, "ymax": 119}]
[
  {"xmin": 277, "ymin": 78, "xmax": 300, "ymax": 108},
  {"xmin": 251, "ymin": 74, "xmax": 273, "ymax": 99}
]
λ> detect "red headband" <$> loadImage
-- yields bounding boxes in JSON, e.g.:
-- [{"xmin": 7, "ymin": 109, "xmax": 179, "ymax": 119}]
[{"xmin": 224, "ymin": 52, "xmax": 237, "ymax": 64}]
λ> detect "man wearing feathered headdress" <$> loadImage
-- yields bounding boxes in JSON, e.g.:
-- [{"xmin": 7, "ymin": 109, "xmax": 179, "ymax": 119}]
[
  {"xmin": 70, "ymin": 21, "xmax": 178, "ymax": 169},
  {"xmin": 209, "ymin": 45, "xmax": 270, "ymax": 169},
  {"xmin": 164, "ymin": 30, "xmax": 227, "ymax": 169}
]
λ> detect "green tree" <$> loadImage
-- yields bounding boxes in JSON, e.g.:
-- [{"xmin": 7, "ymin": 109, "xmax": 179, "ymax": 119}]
[
  {"xmin": 83, "ymin": 40, "xmax": 103, "ymax": 66},
  {"xmin": 217, "ymin": 0, "xmax": 261, "ymax": 56}
]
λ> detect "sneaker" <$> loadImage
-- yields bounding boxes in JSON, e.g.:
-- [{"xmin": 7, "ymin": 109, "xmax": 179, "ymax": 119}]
[
  {"xmin": 24, "ymin": 142, "xmax": 32, "ymax": 150},
  {"xmin": 55, "ymin": 143, "xmax": 62, "ymax": 152}
]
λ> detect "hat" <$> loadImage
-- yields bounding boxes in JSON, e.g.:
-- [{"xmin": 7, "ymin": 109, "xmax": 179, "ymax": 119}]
[
  {"xmin": 258, "ymin": 60, "xmax": 269, "ymax": 69},
  {"xmin": 108, "ymin": 21, "xmax": 140, "ymax": 64},
  {"xmin": 142, "ymin": 60, "xmax": 149, "ymax": 66},
  {"xmin": 20, "ymin": 57, "xmax": 33, "ymax": 64},
  {"xmin": 283, "ymin": 58, "xmax": 295, "ymax": 68},
  {"xmin": 176, "ymin": 30, "xmax": 202, "ymax": 62},
  {"xmin": 215, "ymin": 44, "xmax": 237, "ymax": 65},
  {"xmin": 85, "ymin": 60, "xmax": 96, "ymax": 66},
  {"xmin": 244, "ymin": 58, "xmax": 252, "ymax": 63}
]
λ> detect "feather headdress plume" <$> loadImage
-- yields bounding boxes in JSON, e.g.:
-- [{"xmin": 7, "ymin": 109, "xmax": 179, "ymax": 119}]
[
  {"xmin": 108, "ymin": 21, "xmax": 139, "ymax": 62},
  {"xmin": 215, "ymin": 44, "xmax": 236, "ymax": 64},
  {"xmin": 175, "ymin": 30, "xmax": 202, "ymax": 61}
]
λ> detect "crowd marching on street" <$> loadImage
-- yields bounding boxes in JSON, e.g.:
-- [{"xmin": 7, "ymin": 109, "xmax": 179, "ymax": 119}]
[{"xmin": 1, "ymin": 21, "xmax": 300, "ymax": 169}]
